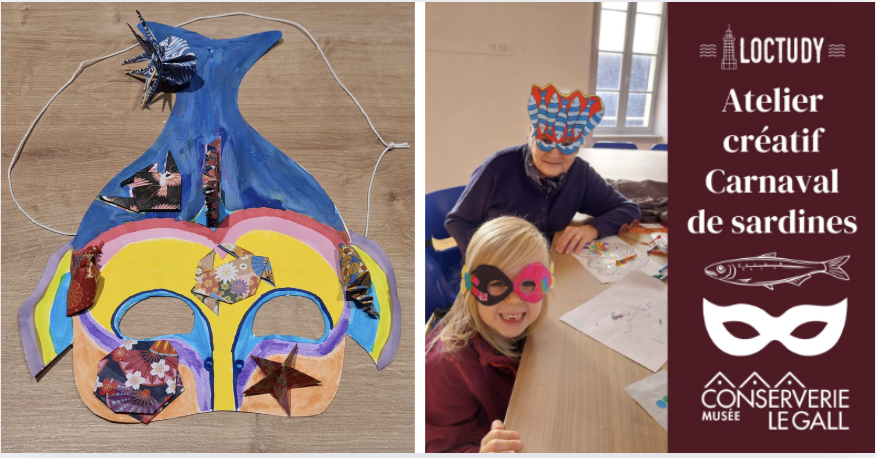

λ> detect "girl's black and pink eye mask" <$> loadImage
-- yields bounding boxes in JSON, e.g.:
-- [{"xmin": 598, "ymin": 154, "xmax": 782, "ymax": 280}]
[{"xmin": 463, "ymin": 263, "xmax": 554, "ymax": 306}]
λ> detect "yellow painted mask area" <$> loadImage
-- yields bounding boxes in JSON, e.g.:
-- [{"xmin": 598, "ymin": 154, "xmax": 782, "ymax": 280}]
[
  {"xmin": 34, "ymin": 250, "xmax": 73, "ymax": 364},
  {"xmin": 85, "ymin": 230, "xmax": 344, "ymax": 412}
]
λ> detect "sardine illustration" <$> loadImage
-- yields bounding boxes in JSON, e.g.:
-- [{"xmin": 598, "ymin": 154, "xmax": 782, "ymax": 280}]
[{"xmin": 704, "ymin": 253, "xmax": 849, "ymax": 290}]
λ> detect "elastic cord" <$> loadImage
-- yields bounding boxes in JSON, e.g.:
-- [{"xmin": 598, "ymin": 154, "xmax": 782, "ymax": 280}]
[
  {"xmin": 8, "ymin": 12, "xmax": 409, "ymax": 237},
  {"xmin": 365, "ymin": 142, "xmax": 407, "ymax": 238}
]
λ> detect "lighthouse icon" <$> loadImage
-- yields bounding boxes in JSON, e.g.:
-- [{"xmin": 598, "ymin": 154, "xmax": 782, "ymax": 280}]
[{"xmin": 721, "ymin": 25, "xmax": 738, "ymax": 70}]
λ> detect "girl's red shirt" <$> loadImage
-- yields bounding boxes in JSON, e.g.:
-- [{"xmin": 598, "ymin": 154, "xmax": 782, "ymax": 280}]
[{"xmin": 425, "ymin": 326, "xmax": 521, "ymax": 453}]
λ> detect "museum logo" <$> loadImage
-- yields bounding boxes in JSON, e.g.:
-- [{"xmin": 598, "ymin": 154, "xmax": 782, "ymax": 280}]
[{"xmin": 701, "ymin": 371, "xmax": 850, "ymax": 430}]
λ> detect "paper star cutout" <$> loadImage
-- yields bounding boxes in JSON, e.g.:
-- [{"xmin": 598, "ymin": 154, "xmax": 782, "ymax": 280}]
[{"xmin": 243, "ymin": 345, "xmax": 321, "ymax": 416}]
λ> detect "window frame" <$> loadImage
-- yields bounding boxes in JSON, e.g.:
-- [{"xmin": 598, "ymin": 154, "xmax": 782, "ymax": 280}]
[{"xmin": 589, "ymin": 2, "xmax": 668, "ymax": 135}]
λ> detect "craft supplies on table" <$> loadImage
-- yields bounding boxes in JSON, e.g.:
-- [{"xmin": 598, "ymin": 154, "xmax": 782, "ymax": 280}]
[
  {"xmin": 560, "ymin": 269, "xmax": 668, "ymax": 371},
  {"xmin": 573, "ymin": 235, "xmax": 663, "ymax": 284},
  {"xmin": 648, "ymin": 231, "xmax": 669, "ymax": 256}
]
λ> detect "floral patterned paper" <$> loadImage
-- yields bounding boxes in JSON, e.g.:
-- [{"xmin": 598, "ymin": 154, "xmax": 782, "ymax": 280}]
[
  {"xmin": 192, "ymin": 243, "xmax": 275, "ymax": 314},
  {"xmin": 67, "ymin": 242, "xmax": 105, "ymax": 316},
  {"xmin": 94, "ymin": 340, "xmax": 185, "ymax": 424}
]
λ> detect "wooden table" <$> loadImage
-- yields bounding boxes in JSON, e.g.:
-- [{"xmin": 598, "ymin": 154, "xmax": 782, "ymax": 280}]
[
  {"xmin": 504, "ymin": 149, "xmax": 669, "ymax": 453},
  {"xmin": 2, "ymin": 3, "xmax": 413, "ymax": 453}
]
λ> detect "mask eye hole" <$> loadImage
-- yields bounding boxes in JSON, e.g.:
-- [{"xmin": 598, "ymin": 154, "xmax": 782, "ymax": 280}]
[
  {"xmin": 722, "ymin": 321, "xmax": 760, "ymax": 339},
  {"xmin": 253, "ymin": 295, "xmax": 326, "ymax": 340},
  {"xmin": 119, "ymin": 296, "xmax": 194, "ymax": 340},
  {"xmin": 518, "ymin": 279, "xmax": 537, "ymax": 295},
  {"xmin": 790, "ymin": 321, "xmax": 827, "ymax": 339},
  {"xmin": 487, "ymin": 279, "xmax": 508, "ymax": 297}
]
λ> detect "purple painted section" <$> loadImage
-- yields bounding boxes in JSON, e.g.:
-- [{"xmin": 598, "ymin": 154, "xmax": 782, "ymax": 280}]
[
  {"xmin": 234, "ymin": 305, "xmax": 350, "ymax": 404},
  {"xmin": 19, "ymin": 242, "xmax": 72, "ymax": 377},
  {"xmin": 78, "ymin": 313, "xmax": 124, "ymax": 352},
  {"xmin": 79, "ymin": 314, "xmax": 211, "ymax": 412},
  {"xmin": 163, "ymin": 338, "xmax": 212, "ymax": 412},
  {"xmin": 349, "ymin": 231, "xmax": 401, "ymax": 369}
]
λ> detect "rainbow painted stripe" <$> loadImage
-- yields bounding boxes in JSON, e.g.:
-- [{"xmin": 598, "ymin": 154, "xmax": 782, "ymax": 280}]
[{"xmin": 20, "ymin": 209, "xmax": 400, "ymax": 387}]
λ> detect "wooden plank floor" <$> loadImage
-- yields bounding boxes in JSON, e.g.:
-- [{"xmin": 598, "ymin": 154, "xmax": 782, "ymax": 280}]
[{"xmin": 1, "ymin": 3, "xmax": 414, "ymax": 452}]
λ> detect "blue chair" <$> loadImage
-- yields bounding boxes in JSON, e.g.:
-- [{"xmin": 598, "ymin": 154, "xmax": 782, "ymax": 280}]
[
  {"xmin": 651, "ymin": 143, "xmax": 668, "ymax": 151},
  {"xmin": 425, "ymin": 254, "xmax": 454, "ymax": 323},
  {"xmin": 425, "ymin": 186, "xmax": 466, "ymax": 300},
  {"xmin": 593, "ymin": 141, "xmax": 639, "ymax": 150}
]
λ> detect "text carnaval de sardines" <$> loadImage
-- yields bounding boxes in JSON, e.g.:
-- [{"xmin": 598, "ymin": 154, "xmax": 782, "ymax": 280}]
[{"xmin": 688, "ymin": 87, "xmax": 855, "ymax": 236}]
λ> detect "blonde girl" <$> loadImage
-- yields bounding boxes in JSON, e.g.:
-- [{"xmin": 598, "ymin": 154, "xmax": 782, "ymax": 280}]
[{"xmin": 426, "ymin": 216, "xmax": 553, "ymax": 453}]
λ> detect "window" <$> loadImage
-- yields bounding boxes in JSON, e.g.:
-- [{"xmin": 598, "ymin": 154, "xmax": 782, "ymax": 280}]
[{"xmin": 591, "ymin": 2, "xmax": 667, "ymax": 132}]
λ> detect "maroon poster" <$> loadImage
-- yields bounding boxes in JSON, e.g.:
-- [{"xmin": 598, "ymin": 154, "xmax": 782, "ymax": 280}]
[{"xmin": 669, "ymin": 2, "xmax": 874, "ymax": 452}]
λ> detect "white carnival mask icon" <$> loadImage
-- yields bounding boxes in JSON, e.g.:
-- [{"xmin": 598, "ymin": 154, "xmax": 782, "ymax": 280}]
[{"xmin": 703, "ymin": 299, "xmax": 846, "ymax": 356}]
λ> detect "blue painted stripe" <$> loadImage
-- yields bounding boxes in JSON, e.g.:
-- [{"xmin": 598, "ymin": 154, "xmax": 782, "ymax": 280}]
[
  {"xmin": 109, "ymin": 288, "xmax": 216, "ymax": 410},
  {"xmin": 231, "ymin": 288, "xmax": 332, "ymax": 364},
  {"xmin": 230, "ymin": 287, "xmax": 333, "ymax": 410},
  {"xmin": 110, "ymin": 289, "xmax": 214, "ymax": 358},
  {"xmin": 49, "ymin": 273, "xmax": 73, "ymax": 356},
  {"xmin": 346, "ymin": 285, "xmax": 381, "ymax": 353}
]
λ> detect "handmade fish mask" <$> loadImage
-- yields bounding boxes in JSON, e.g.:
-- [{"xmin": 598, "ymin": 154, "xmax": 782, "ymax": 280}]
[
  {"xmin": 528, "ymin": 84, "xmax": 604, "ymax": 154},
  {"xmin": 703, "ymin": 299, "xmax": 846, "ymax": 356},
  {"xmin": 463, "ymin": 263, "xmax": 554, "ymax": 306},
  {"xmin": 18, "ymin": 20, "xmax": 401, "ymax": 423}
]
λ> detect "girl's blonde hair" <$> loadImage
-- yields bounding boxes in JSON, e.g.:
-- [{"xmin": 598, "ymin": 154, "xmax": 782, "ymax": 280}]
[{"xmin": 429, "ymin": 216, "xmax": 551, "ymax": 360}]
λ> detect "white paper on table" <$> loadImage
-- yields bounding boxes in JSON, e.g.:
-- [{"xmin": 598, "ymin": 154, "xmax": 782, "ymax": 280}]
[
  {"xmin": 572, "ymin": 235, "xmax": 662, "ymax": 284},
  {"xmin": 559, "ymin": 269, "xmax": 667, "ymax": 371},
  {"xmin": 624, "ymin": 370, "xmax": 668, "ymax": 431}
]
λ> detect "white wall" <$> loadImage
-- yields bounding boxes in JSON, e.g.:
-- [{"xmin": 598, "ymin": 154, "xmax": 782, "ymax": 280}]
[{"xmin": 425, "ymin": 2, "xmax": 597, "ymax": 192}]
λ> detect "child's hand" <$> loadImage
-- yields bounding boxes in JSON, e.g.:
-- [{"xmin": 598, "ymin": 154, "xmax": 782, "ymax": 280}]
[
  {"xmin": 556, "ymin": 224, "xmax": 599, "ymax": 255},
  {"xmin": 480, "ymin": 420, "xmax": 522, "ymax": 453}
]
